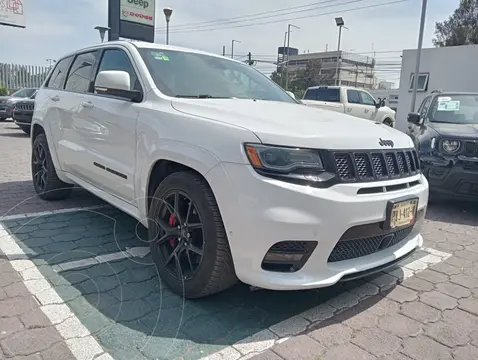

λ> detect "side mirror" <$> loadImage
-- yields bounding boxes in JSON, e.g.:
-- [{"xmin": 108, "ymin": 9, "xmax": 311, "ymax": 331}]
[
  {"xmin": 94, "ymin": 70, "xmax": 142, "ymax": 102},
  {"xmin": 286, "ymin": 91, "xmax": 296, "ymax": 99},
  {"xmin": 407, "ymin": 112, "xmax": 423, "ymax": 125}
]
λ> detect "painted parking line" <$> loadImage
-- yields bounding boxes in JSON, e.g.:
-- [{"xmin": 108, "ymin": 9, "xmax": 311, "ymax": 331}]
[{"xmin": 0, "ymin": 208, "xmax": 451, "ymax": 360}]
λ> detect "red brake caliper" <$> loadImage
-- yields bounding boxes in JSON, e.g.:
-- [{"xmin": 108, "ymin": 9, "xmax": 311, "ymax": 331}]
[{"xmin": 168, "ymin": 214, "xmax": 177, "ymax": 247}]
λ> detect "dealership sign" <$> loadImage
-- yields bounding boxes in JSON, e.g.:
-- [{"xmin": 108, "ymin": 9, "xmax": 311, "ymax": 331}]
[
  {"xmin": 120, "ymin": 0, "xmax": 155, "ymax": 26},
  {"xmin": 0, "ymin": 0, "xmax": 26, "ymax": 28}
]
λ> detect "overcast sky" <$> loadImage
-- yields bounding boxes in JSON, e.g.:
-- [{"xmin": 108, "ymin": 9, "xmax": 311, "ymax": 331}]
[{"xmin": 0, "ymin": 0, "xmax": 459, "ymax": 84}]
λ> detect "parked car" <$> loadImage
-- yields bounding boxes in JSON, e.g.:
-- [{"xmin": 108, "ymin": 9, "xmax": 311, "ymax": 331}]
[
  {"xmin": 302, "ymin": 85, "xmax": 396, "ymax": 127},
  {"xmin": 408, "ymin": 91, "xmax": 478, "ymax": 201},
  {"xmin": 31, "ymin": 41, "xmax": 428, "ymax": 298},
  {"xmin": 0, "ymin": 88, "xmax": 38, "ymax": 121},
  {"xmin": 13, "ymin": 90, "xmax": 37, "ymax": 134}
]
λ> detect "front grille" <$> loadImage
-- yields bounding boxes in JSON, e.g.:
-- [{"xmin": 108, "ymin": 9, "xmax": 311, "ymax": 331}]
[
  {"xmin": 328, "ymin": 226, "xmax": 414, "ymax": 263},
  {"xmin": 334, "ymin": 149, "xmax": 420, "ymax": 182},
  {"xmin": 15, "ymin": 102, "xmax": 34, "ymax": 111}
]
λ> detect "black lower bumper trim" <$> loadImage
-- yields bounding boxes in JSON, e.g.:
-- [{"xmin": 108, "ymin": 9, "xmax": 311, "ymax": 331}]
[{"xmin": 338, "ymin": 247, "xmax": 416, "ymax": 282}]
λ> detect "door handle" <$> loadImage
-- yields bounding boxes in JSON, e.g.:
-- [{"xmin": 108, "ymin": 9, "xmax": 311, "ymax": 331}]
[
  {"xmin": 346, "ymin": 107, "xmax": 352, "ymax": 112},
  {"xmin": 50, "ymin": 95, "xmax": 60, "ymax": 102},
  {"xmin": 81, "ymin": 101, "xmax": 94, "ymax": 109}
]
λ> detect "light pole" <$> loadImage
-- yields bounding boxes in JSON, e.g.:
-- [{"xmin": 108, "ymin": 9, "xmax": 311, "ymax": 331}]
[
  {"xmin": 334, "ymin": 17, "xmax": 348, "ymax": 86},
  {"xmin": 94, "ymin": 26, "xmax": 110, "ymax": 43},
  {"xmin": 46, "ymin": 59, "xmax": 56, "ymax": 69},
  {"xmin": 163, "ymin": 7, "xmax": 173, "ymax": 45},
  {"xmin": 410, "ymin": 0, "xmax": 428, "ymax": 112},
  {"xmin": 285, "ymin": 23, "xmax": 300, "ymax": 90},
  {"xmin": 231, "ymin": 39, "xmax": 241, "ymax": 59}
]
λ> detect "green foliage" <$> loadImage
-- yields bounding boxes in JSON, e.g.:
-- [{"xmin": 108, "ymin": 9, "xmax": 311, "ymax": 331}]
[
  {"xmin": 433, "ymin": 0, "xmax": 478, "ymax": 47},
  {"xmin": 0, "ymin": 86, "xmax": 7, "ymax": 96}
]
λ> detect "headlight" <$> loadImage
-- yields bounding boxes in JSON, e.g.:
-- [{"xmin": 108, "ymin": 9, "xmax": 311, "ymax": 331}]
[
  {"xmin": 244, "ymin": 143, "xmax": 324, "ymax": 173},
  {"xmin": 6, "ymin": 100, "xmax": 14, "ymax": 105},
  {"xmin": 441, "ymin": 139, "xmax": 460, "ymax": 153}
]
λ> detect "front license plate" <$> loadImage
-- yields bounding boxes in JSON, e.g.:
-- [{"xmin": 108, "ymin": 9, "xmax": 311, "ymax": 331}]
[{"xmin": 389, "ymin": 199, "xmax": 418, "ymax": 229}]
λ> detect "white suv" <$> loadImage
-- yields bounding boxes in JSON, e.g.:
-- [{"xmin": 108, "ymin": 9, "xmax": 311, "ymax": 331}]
[{"xmin": 31, "ymin": 41, "xmax": 429, "ymax": 298}]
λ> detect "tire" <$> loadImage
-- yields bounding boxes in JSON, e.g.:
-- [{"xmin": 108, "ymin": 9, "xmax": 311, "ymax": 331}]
[
  {"xmin": 20, "ymin": 125, "xmax": 31, "ymax": 135},
  {"xmin": 31, "ymin": 134, "xmax": 73, "ymax": 200},
  {"xmin": 0, "ymin": 117, "xmax": 6, "ymax": 122},
  {"xmin": 148, "ymin": 171, "xmax": 237, "ymax": 298},
  {"xmin": 383, "ymin": 118, "xmax": 394, "ymax": 127}
]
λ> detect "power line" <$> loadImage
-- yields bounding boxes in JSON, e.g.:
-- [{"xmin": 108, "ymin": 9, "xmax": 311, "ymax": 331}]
[
  {"xmin": 161, "ymin": 0, "xmax": 410, "ymax": 34},
  {"xmin": 156, "ymin": 0, "xmax": 363, "ymax": 32}
]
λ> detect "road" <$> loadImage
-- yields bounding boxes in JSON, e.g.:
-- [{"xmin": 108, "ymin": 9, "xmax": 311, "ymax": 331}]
[{"xmin": 1, "ymin": 120, "xmax": 477, "ymax": 360}]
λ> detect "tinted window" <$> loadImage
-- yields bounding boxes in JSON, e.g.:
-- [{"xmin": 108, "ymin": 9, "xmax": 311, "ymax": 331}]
[
  {"xmin": 419, "ymin": 96, "xmax": 432, "ymax": 119},
  {"xmin": 138, "ymin": 48, "xmax": 296, "ymax": 103},
  {"xmin": 65, "ymin": 52, "xmax": 98, "ymax": 93},
  {"xmin": 315, "ymin": 88, "xmax": 340, "ymax": 102},
  {"xmin": 347, "ymin": 89, "xmax": 360, "ymax": 104},
  {"xmin": 96, "ymin": 49, "xmax": 140, "ymax": 91},
  {"xmin": 429, "ymin": 94, "xmax": 478, "ymax": 124},
  {"xmin": 359, "ymin": 91, "xmax": 375, "ymax": 106},
  {"xmin": 304, "ymin": 88, "xmax": 317, "ymax": 100},
  {"xmin": 46, "ymin": 57, "xmax": 72, "ymax": 89}
]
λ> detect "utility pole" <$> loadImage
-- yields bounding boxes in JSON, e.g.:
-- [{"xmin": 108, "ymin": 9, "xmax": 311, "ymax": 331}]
[
  {"xmin": 410, "ymin": 0, "xmax": 428, "ymax": 112},
  {"xmin": 222, "ymin": 46, "xmax": 226, "ymax": 56},
  {"xmin": 248, "ymin": 52, "xmax": 253, "ymax": 65},
  {"xmin": 285, "ymin": 23, "xmax": 299, "ymax": 91},
  {"xmin": 231, "ymin": 40, "xmax": 241, "ymax": 59}
]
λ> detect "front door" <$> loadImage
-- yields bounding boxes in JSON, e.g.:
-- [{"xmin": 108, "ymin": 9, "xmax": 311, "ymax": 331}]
[
  {"xmin": 73, "ymin": 47, "xmax": 142, "ymax": 203},
  {"xmin": 357, "ymin": 90, "xmax": 378, "ymax": 121}
]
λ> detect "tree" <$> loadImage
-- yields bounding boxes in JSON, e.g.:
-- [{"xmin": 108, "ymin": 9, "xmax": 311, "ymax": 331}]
[
  {"xmin": 433, "ymin": 0, "xmax": 478, "ymax": 47},
  {"xmin": 0, "ymin": 86, "xmax": 7, "ymax": 96}
]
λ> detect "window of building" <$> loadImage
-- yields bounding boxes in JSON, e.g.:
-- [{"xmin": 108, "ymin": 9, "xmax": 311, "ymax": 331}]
[{"xmin": 408, "ymin": 73, "xmax": 429, "ymax": 92}]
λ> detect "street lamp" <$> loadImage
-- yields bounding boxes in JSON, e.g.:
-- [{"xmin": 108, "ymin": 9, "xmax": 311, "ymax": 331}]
[
  {"xmin": 285, "ymin": 23, "xmax": 300, "ymax": 90},
  {"xmin": 94, "ymin": 26, "xmax": 110, "ymax": 43},
  {"xmin": 410, "ymin": 0, "xmax": 428, "ymax": 112},
  {"xmin": 231, "ymin": 39, "xmax": 241, "ymax": 59},
  {"xmin": 334, "ymin": 17, "xmax": 348, "ymax": 86},
  {"xmin": 163, "ymin": 7, "xmax": 173, "ymax": 45}
]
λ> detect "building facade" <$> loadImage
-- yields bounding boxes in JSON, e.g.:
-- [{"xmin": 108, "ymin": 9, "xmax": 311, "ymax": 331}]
[{"xmin": 280, "ymin": 50, "xmax": 375, "ymax": 89}]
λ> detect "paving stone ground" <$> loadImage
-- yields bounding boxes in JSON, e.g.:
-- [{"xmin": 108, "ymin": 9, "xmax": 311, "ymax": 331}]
[{"xmin": 1, "ymin": 121, "xmax": 478, "ymax": 360}]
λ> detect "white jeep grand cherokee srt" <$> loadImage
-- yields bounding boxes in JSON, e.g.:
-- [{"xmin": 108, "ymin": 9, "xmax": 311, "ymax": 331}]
[{"xmin": 31, "ymin": 41, "xmax": 429, "ymax": 298}]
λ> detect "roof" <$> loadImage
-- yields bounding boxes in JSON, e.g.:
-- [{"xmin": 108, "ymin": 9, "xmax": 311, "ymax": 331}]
[
  {"xmin": 56, "ymin": 40, "xmax": 239, "ymax": 64},
  {"xmin": 306, "ymin": 85, "xmax": 359, "ymax": 90}
]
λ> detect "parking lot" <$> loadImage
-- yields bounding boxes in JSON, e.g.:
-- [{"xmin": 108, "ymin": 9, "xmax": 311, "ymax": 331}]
[{"xmin": 1, "ymin": 120, "xmax": 478, "ymax": 360}]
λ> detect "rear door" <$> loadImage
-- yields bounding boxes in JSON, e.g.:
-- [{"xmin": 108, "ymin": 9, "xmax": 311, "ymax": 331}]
[{"xmin": 36, "ymin": 56, "xmax": 74, "ymax": 171}]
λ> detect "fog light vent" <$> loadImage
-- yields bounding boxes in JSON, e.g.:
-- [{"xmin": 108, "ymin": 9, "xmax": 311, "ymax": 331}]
[{"xmin": 261, "ymin": 241, "xmax": 317, "ymax": 273}]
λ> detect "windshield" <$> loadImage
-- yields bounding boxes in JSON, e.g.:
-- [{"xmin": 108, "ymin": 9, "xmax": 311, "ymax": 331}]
[
  {"xmin": 11, "ymin": 88, "xmax": 37, "ymax": 98},
  {"xmin": 138, "ymin": 48, "xmax": 296, "ymax": 103},
  {"xmin": 429, "ymin": 94, "xmax": 478, "ymax": 124}
]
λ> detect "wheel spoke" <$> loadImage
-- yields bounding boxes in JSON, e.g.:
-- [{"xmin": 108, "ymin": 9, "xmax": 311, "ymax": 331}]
[
  {"xmin": 155, "ymin": 233, "xmax": 170, "ymax": 245},
  {"xmin": 185, "ymin": 201, "xmax": 192, "ymax": 225},
  {"xmin": 188, "ymin": 244, "xmax": 204, "ymax": 256},
  {"xmin": 185, "ymin": 249, "xmax": 195, "ymax": 272},
  {"xmin": 174, "ymin": 253, "xmax": 182, "ymax": 279},
  {"xmin": 165, "ymin": 246, "xmax": 179, "ymax": 266},
  {"xmin": 187, "ymin": 222, "xmax": 203, "ymax": 230}
]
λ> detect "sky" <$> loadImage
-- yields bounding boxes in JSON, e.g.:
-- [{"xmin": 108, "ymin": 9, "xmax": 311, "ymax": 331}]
[{"xmin": 0, "ymin": 0, "xmax": 460, "ymax": 85}]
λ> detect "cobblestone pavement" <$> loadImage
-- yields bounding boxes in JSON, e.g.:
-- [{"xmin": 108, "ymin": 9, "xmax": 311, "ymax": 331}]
[{"xmin": 1, "ymin": 121, "xmax": 478, "ymax": 360}]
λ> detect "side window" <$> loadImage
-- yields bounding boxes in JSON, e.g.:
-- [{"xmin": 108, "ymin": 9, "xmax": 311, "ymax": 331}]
[
  {"xmin": 65, "ymin": 51, "xmax": 98, "ymax": 93},
  {"xmin": 303, "ymin": 89, "xmax": 317, "ymax": 100},
  {"xmin": 359, "ymin": 91, "xmax": 375, "ymax": 106},
  {"xmin": 419, "ymin": 96, "xmax": 432, "ymax": 119},
  {"xmin": 347, "ymin": 89, "xmax": 360, "ymax": 104},
  {"xmin": 46, "ymin": 57, "xmax": 73, "ymax": 89},
  {"xmin": 96, "ymin": 49, "xmax": 140, "ymax": 92}
]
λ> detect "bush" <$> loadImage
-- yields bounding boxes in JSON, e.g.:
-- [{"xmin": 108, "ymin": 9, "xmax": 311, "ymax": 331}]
[{"xmin": 0, "ymin": 86, "xmax": 8, "ymax": 96}]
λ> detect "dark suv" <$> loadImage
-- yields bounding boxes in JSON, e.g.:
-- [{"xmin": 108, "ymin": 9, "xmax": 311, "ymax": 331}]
[
  {"xmin": 13, "ymin": 90, "xmax": 37, "ymax": 134},
  {"xmin": 408, "ymin": 91, "xmax": 478, "ymax": 200},
  {"xmin": 0, "ymin": 88, "xmax": 38, "ymax": 121}
]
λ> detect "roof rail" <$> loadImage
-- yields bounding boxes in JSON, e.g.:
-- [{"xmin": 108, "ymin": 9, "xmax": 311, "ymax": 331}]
[{"xmin": 430, "ymin": 89, "xmax": 443, "ymax": 94}]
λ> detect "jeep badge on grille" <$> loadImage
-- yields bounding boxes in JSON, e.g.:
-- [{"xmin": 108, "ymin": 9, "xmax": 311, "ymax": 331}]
[{"xmin": 379, "ymin": 138, "xmax": 394, "ymax": 147}]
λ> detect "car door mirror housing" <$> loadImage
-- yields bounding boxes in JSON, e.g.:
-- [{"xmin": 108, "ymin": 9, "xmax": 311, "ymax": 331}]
[
  {"xmin": 407, "ymin": 112, "xmax": 423, "ymax": 125},
  {"xmin": 94, "ymin": 70, "xmax": 142, "ymax": 102}
]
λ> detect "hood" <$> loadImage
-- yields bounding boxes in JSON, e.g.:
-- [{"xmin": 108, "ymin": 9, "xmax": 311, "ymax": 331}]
[
  {"xmin": 429, "ymin": 122, "xmax": 478, "ymax": 139},
  {"xmin": 171, "ymin": 98, "xmax": 413, "ymax": 150},
  {"xmin": 0, "ymin": 96, "xmax": 23, "ymax": 103}
]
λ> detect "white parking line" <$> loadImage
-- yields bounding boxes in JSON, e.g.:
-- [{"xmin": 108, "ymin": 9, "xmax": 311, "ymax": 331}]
[
  {"xmin": 0, "ymin": 208, "xmax": 452, "ymax": 360},
  {"xmin": 0, "ymin": 204, "xmax": 106, "ymax": 222}
]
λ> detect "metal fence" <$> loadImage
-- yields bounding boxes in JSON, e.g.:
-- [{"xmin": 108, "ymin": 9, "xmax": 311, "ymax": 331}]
[{"xmin": 0, "ymin": 63, "xmax": 51, "ymax": 93}]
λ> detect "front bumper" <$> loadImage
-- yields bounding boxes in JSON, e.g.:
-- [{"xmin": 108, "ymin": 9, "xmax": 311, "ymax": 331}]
[
  {"xmin": 13, "ymin": 112, "xmax": 33, "ymax": 126},
  {"xmin": 206, "ymin": 162, "xmax": 429, "ymax": 290},
  {"xmin": 0, "ymin": 105, "xmax": 13, "ymax": 119},
  {"xmin": 423, "ymin": 156, "xmax": 478, "ymax": 200}
]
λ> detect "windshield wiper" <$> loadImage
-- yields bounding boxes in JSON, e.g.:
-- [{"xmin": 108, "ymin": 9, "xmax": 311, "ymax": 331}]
[{"xmin": 175, "ymin": 94, "xmax": 231, "ymax": 99}]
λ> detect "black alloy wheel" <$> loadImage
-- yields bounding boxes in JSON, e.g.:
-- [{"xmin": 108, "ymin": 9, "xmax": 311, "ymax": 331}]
[{"xmin": 32, "ymin": 141, "xmax": 48, "ymax": 193}]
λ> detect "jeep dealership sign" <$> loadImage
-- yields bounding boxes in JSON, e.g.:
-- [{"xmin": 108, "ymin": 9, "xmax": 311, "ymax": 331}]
[
  {"xmin": 108, "ymin": 0, "xmax": 155, "ymax": 42},
  {"xmin": 0, "ymin": 0, "xmax": 26, "ymax": 28},
  {"xmin": 120, "ymin": 0, "xmax": 155, "ymax": 26}
]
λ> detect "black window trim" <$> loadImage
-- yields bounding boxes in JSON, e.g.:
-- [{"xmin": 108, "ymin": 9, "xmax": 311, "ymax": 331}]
[
  {"xmin": 419, "ymin": 95, "xmax": 433, "ymax": 121},
  {"xmin": 63, "ymin": 50, "xmax": 101, "ymax": 95},
  {"xmin": 88, "ymin": 45, "xmax": 145, "ymax": 102}
]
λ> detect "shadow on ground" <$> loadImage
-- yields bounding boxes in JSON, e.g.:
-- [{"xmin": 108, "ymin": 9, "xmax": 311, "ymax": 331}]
[{"xmin": 0, "ymin": 207, "xmax": 427, "ymax": 360}]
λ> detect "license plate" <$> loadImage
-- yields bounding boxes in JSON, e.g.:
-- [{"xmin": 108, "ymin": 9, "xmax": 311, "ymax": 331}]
[{"xmin": 390, "ymin": 199, "xmax": 418, "ymax": 229}]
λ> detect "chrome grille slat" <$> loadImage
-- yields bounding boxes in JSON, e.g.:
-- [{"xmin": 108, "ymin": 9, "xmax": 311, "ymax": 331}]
[{"xmin": 334, "ymin": 149, "xmax": 420, "ymax": 182}]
